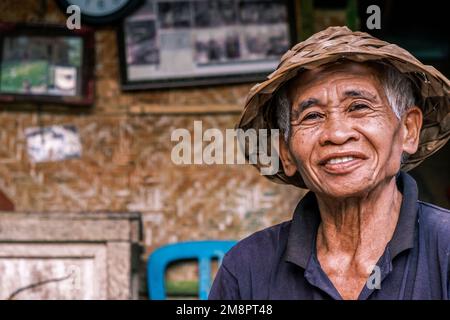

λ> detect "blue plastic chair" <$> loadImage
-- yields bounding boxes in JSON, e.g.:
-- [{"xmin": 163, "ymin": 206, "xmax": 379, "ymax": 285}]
[{"xmin": 147, "ymin": 240, "xmax": 236, "ymax": 300}]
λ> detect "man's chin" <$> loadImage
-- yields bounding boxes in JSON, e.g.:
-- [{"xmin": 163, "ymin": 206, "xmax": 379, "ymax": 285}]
[
  {"xmin": 319, "ymin": 188, "xmax": 371, "ymax": 199},
  {"xmin": 313, "ymin": 175, "xmax": 377, "ymax": 199}
]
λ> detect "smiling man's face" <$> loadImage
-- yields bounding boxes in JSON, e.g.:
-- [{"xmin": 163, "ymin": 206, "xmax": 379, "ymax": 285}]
[{"xmin": 279, "ymin": 62, "xmax": 422, "ymax": 198}]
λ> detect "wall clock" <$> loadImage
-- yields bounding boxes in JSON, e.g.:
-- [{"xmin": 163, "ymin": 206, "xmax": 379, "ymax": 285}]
[{"xmin": 57, "ymin": 0, "xmax": 143, "ymax": 25}]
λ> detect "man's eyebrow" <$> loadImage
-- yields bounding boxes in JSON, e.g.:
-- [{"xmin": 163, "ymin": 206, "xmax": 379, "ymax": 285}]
[
  {"xmin": 297, "ymin": 98, "xmax": 320, "ymax": 112},
  {"xmin": 291, "ymin": 98, "xmax": 320, "ymax": 118},
  {"xmin": 343, "ymin": 89, "xmax": 378, "ymax": 101}
]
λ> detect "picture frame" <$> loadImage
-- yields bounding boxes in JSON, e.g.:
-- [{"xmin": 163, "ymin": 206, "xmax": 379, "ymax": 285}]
[
  {"xmin": 0, "ymin": 23, "xmax": 95, "ymax": 106},
  {"xmin": 118, "ymin": 0, "xmax": 297, "ymax": 90}
]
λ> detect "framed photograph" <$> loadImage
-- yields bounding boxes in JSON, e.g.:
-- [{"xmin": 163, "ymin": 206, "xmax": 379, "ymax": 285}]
[
  {"xmin": 0, "ymin": 23, "xmax": 95, "ymax": 106},
  {"xmin": 118, "ymin": 0, "xmax": 297, "ymax": 90}
]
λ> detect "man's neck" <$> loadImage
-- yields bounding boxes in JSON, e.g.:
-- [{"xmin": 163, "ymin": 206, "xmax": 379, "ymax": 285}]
[
  {"xmin": 314, "ymin": 176, "xmax": 403, "ymax": 299},
  {"xmin": 316, "ymin": 176, "xmax": 402, "ymax": 256}
]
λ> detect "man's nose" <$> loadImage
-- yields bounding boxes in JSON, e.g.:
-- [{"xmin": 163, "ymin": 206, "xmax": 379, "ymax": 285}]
[{"xmin": 318, "ymin": 116, "xmax": 360, "ymax": 146}]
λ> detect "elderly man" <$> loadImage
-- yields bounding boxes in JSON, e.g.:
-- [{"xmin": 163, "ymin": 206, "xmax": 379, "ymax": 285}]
[{"xmin": 209, "ymin": 27, "xmax": 450, "ymax": 300}]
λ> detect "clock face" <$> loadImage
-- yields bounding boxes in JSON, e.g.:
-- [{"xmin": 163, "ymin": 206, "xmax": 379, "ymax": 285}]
[
  {"xmin": 58, "ymin": 0, "xmax": 143, "ymax": 25},
  {"xmin": 65, "ymin": 0, "xmax": 130, "ymax": 17}
]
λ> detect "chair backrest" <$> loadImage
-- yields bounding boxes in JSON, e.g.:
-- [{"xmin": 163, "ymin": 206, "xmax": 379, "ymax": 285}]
[{"xmin": 147, "ymin": 240, "xmax": 236, "ymax": 300}]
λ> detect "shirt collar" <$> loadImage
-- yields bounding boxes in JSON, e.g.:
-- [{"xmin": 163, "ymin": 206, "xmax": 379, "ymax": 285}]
[
  {"xmin": 388, "ymin": 171, "xmax": 419, "ymax": 259},
  {"xmin": 284, "ymin": 171, "xmax": 419, "ymax": 268},
  {"xmin": 285, "ymin": 191, "xmax": 321, "ymax": 268}
]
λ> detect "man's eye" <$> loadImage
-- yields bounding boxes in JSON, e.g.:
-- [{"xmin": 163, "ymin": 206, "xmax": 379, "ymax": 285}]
[
  {"xmin": 349, "ymin": 103, "xmax": 370, "ymax": 112},
  {"xmin": 302, "ymin": 112, "xmax": 322, "ymax": 121}
]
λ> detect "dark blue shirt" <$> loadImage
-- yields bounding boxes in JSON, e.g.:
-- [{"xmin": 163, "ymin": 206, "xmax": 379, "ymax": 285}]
[{"xmin": 209, "ymin": 172, "xmax": 450, "ymax": 300}]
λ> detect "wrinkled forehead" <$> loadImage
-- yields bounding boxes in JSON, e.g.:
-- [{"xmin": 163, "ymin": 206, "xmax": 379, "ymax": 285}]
[{"xmin": 286, "ymin": 61, "xmax": 385, "ymax": 100}]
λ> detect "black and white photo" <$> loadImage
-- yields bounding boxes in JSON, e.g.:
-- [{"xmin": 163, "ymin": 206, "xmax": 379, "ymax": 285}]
[{"xmin": 119, "ymin": 0, "xmax": 294, "ymax": 89}]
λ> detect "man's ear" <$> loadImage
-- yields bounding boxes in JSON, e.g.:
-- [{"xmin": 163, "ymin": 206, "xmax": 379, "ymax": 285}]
[
  {"xmin": 402, "ymin": 106, "xmax": 423, "ymax": 155},
  {"xmin": 278, "ymin": 135, "xmax": 298, "ymax": 177}
]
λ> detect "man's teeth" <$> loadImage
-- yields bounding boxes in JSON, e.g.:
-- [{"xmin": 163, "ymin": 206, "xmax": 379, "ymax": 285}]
[{"xmin": 327, "ymin": 156, "xmax": 355, "ymax": 164}]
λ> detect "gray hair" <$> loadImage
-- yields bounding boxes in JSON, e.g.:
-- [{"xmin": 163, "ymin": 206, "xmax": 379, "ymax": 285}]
[{"xmin": 275, "ymin": 63, "xmax": 417, "ymax": 143}]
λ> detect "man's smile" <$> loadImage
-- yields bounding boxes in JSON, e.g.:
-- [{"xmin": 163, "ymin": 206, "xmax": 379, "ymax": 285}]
[{"xmin": 318, "ymin": 151, "xmax": 368, "ymax": 175}]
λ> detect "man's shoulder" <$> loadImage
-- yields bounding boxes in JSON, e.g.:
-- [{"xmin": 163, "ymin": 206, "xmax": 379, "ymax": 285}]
[
  {"xmin": 417, "ymin": 201, "xmax": 450, "ymax": 248},
  {"xmin": 418, "ymin": 201, "xmax": 450, "ymax": 227},
  {"xmin": 222, "ymin": 220, "xmax": 292, "ymax": 270},
  {"xmin": 234, "ymin": 220, "xmax": 291, "ymax": 251}
]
